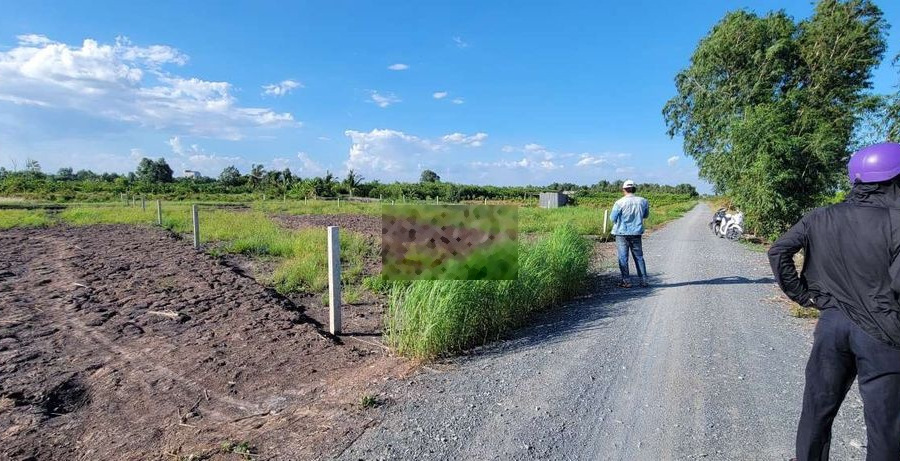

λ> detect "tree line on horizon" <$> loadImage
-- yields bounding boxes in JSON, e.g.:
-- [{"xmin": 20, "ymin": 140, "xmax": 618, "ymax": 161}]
[
  {"xmin": 0, "ymin": 158, "xmax": 698, "ymax": 202},
  {"xmin": 665, "ymin": 0, "xmax": 900, "ymax": 239}
]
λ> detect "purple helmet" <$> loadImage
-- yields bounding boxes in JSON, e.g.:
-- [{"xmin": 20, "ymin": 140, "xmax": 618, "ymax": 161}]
[{"xmin": 848, "ymin": 142, "xmax": 900, "ymax": 184}]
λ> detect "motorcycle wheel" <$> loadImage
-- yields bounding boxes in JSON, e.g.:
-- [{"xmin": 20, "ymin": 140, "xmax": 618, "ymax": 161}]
[{"xmin": 726, "ymin": 228, "xmax": 742, "ymax": 241}]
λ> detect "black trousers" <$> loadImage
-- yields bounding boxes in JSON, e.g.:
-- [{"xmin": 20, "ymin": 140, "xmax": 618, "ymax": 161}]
[{"xmin": 797, "ymin": 307, "xmax": 900, "ymax": 460}]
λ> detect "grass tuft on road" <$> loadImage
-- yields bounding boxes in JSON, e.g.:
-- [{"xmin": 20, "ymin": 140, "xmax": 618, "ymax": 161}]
[
  {"xmin": 385, "ymin": 225, "xmax": 591, "ymax": 358},
  {"xmin": 791, "ymin": 305, "xmax": 820, "ymax": 319}
]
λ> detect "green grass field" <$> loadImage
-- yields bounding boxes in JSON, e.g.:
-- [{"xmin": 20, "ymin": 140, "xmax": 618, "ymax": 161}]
[{"xmin": 0, "ymin": 209, "xmax": 54, "ymax": 229}]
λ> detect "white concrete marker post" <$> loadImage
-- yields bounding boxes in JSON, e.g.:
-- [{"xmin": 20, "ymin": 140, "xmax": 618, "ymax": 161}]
[
  {"xmin": 327, "ymin": 226, "xmax": 342, "ymax": 335},
  {"xmin": 603, "ymin": 209, "xmax": 609, "ymax": 236},
  {"xmin": 156, "ymin": 200, "xmax": 162, "ymax": 226},
  {"xmin": 192, "ymin": 205, "xmax": 200, "ymax": 250},
  {"xmin": 141, "ymin": 197, "xmax": 146, "ymax": 211}
]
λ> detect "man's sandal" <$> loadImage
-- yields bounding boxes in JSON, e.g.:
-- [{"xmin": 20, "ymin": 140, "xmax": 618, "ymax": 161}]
[{"xmin": 618, "ymin": 281, "xmax": 632, "ymax": 288}]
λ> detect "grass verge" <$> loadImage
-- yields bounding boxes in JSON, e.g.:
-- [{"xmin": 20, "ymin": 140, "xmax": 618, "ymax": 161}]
[
  {"xmin": 385, "ymin": 225, "xmax": 590, "ymax": 358},
  {"xmin": 0, "ymin": 209, "xmax": 53, "ymax": 229}
]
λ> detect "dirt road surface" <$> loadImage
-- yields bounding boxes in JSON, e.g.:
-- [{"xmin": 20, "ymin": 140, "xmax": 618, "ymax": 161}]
[{"xmin": 341, "ymin": 204, "xmax": 867, "ymax": 460}]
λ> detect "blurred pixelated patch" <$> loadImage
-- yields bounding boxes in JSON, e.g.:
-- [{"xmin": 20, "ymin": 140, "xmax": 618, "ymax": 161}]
[{"xmin": 381, "ymin": 205, "xmax": 518, "ymax": 280}]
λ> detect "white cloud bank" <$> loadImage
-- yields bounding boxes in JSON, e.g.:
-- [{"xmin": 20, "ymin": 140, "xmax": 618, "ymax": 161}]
[
  {"xmin": 0, "ymin": 34, "xmax": 295, "ymax": 139},
  {"xmin": 667, "ymin": 155, "xmax": 680, "ymax": 166},
  {"xmin": 387, "ymin": 63, "xmax": 409, "ymax": 71},
  {"xmin": 344, "ymin": 129, "xmax": 494, "ymax": 180},
  {"xmin": 441, "ymin": 132, "xmax": 487, "ymax": 147},
  {"xmin": 433, "ymin": 91, "xmax": 448, "ymax": 99}
]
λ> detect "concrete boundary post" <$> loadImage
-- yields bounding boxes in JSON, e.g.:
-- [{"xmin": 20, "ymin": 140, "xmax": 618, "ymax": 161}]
[
  {"xmin": 156, "ymin": 200, "xmax": 162, "ymax": 226},
  {"xmin": 603, "ymin": 209, "xmax": 609, "ymax": 236},
  {"xmin": 192, "ymin": 205, "xmax": 200, "ymax": 249},
  {"xmin": 328, "ymin": 226, "xmax": 341, "ymax": 335}
]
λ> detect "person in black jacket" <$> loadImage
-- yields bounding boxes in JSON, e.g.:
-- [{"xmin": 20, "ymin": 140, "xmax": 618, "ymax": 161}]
[{"xmin": 769, "ymin": 142, "xmax": 900, "ymax": 461}]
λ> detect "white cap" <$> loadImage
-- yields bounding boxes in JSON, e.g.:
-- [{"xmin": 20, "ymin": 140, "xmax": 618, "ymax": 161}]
[{"xmin": 623, "ymin": 180, "xmax": 636, "ymax": 188}]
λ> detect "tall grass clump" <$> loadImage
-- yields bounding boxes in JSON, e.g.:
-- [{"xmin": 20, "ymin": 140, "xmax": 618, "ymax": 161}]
[
  {"xmin": 0, "ymin": 209, "xmax": 54, "ymax": 229},
  {"xmin": 385, "ymin": 225, "xmax": 590, "ymax": 358}
]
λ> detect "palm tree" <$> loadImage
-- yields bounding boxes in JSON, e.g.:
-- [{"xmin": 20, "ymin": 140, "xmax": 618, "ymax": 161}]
[{"xmin": 343, "ymin": 169, "xmax": 365, "ymax": 197}]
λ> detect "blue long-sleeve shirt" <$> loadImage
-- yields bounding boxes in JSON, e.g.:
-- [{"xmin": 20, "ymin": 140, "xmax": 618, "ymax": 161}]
[{"xmin": 610, "ymin": 194, "xmax": 650, "ymax": 235}]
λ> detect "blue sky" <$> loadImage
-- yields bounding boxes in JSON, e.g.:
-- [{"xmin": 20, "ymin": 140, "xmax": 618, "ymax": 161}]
[{"xmin": 0, "ymin": 1, "xmax": 898, "ymax": 191}]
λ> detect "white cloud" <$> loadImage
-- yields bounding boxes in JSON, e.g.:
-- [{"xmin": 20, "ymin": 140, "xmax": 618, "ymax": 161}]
[
  {"xmin": 471, "ymin": 158, "xmax": 561, "ymax": 171},
  {"xmin": 368, "ymin": 91, "xmax": 401, "ymax": 108},
  {"xmin": 296, "ymin": 151, "xmax": 326, "ymax": 175},
  {"xmin": 451, "ymin": 97, "xmax": 465, "ymax": 105},
  {"xmin": 0, "ymin": 95, "xmax": 48, "ymax": 106},
  {"xmin": 344, "ymin": 129, "xmax": 441, "ymax": 180},
  {"xmin": 440, "ymin": 132, "xmax": 487, "ymax": 147},
  {"xmin": 501, "ymin": 145, "xmax": 515, "ymax": 153},
  {"xmin": 387, "ymin": 63, "xmax": 409, "ymax": 71},
  {"xmin": 0, "ymin": 35, "xmax": 295, "ymax": 140},
  {"xmin": 453, "ymin": 36, "xmax": 469, "ymax": 48},
  {"xmin": 317, "ymin": 136, "xmax": 331, "ymax": 141},
  {"xmin": 667, "ymin": 155, "xmax": 680, "ymax": 166},
  {"xmin": 262, "ymin": 79, "xmax": 303, "ymax": 96},
  {"xmin": 184, "ymin": 153, "xmax": 244, "ymax": 175},
  {"xmin": 16, "ymin": 34, "xmax": 55, "ymax": 46},
  {"xmin": 166, "ymin": 136, "xmax": 245, "ymax": 175},
  {"xmin": 576, "ymin": 154, "xmax": 608, "ymax": 166},
  {"xmin": 168, "ymin": 136, "xmax": 184, "ymax": 156},
  {"xmin": 433, "ymin": 91, "xmax": 448, "ymax": 100}
]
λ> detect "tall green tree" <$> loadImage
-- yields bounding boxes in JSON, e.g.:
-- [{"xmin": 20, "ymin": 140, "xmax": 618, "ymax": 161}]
[
  {"xmin": 664, "ymin": 0, "xmax": 887, "ymax": 238},
  {"xmin": 420, "ymin": 169, "xmax": 440, "ymax": 183},
  {"xmin": 218, "ymin": 165, "xmax": 242, "ymax": 186},
  {"xmin": 886, "ymin": 53, "xmax": 900, "ymax": 142},
  {"xmin": 56, "ymin": 167, "xmax": 74, "ymax": 181},
  {"xmin": 135, "ymin": 157, "xmax": 174, "ymax": 183}
]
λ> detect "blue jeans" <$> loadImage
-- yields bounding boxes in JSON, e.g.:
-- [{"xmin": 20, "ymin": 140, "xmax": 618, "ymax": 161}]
[{"xmin": 615, "ymin": 235, "xmax": 647, "ymax": 283}]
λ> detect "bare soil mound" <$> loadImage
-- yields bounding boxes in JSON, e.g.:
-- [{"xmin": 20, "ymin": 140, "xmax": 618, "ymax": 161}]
[
  {"xmin": 274, "ymin": 214, "xmax": 381, "ymax": 240},
  {"xmin": 0, "ymin": 225, "xmax": 409, "ymax": 460}
]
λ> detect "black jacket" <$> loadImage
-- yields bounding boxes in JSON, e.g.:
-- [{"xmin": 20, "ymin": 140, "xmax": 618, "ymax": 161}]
[{"xmin": 768, "ymin": 182, "xmax": 900, "ymax": 348}]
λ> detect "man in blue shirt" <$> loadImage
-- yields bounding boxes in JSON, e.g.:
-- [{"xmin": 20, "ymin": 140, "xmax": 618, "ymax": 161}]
[{"xmin": 610, "ymin": 180, "xmax": 650, "ymax": 288}]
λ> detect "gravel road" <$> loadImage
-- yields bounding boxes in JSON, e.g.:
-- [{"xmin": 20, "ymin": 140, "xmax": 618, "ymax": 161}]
[{"xmin": 340, "ymin": 204, "xmax": 866, "ymax": 461}]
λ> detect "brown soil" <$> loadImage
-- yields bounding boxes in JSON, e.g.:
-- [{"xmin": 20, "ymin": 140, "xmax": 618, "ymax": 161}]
[
  {"xmin": 273, "ymin": 214, "xmax": 381, "ymax": 240},
  {"xmin": 0, "ymin": 225, "xmax": 411, "ymax": 461}
]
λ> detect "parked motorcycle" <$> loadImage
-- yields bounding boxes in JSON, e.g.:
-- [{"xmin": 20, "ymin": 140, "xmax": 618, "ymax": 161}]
[
  {"xmin": 709, "ymin": 208, "xmax": 744, "ymax": 241},
  {"xmin": 709, "ymin": 208, "xmax": 727, "ymax": 236}
]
